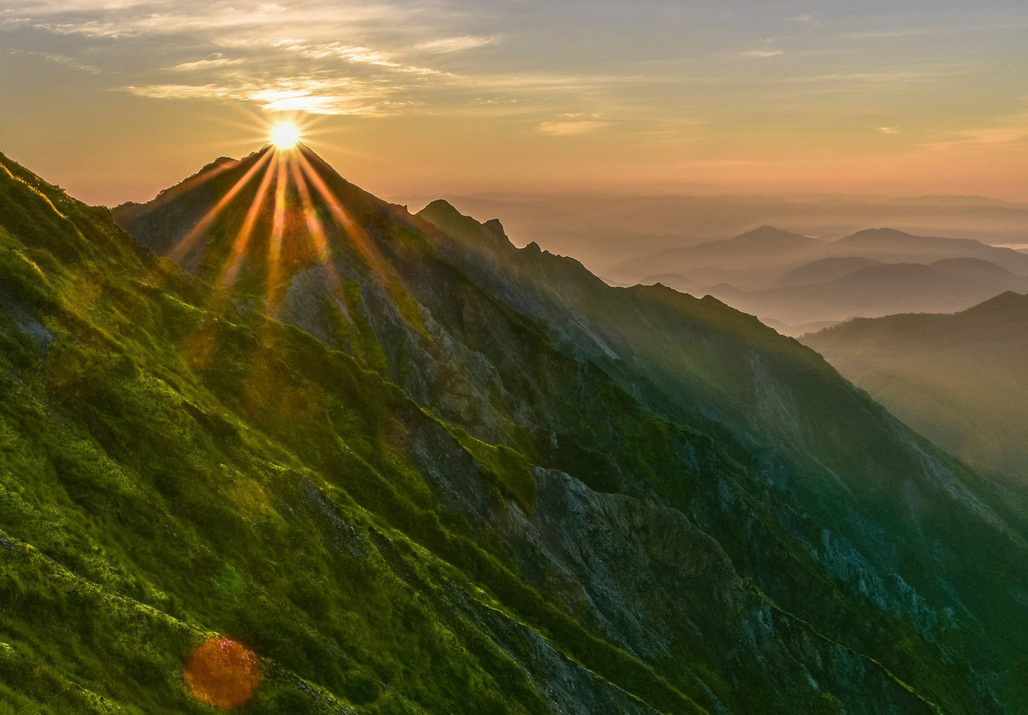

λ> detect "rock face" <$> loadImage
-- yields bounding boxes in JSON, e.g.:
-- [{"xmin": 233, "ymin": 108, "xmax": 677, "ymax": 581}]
[{"xmin": 0, "ymin": 147, "xmax": 1024, "ymax": 714}]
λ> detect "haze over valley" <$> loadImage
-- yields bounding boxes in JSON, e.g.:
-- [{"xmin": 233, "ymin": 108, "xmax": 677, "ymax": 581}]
[{"xmin": 598, "ymin": 225, "xmax": 1028, "ymax": 333}]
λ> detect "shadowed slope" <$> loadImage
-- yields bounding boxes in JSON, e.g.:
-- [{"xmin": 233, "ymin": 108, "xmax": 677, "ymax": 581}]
[{"xmin": 804, "ymin": 292, "xmax": 1028, "ymax": 479}]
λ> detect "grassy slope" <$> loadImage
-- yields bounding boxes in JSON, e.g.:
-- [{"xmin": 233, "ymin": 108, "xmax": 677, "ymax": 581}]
[
  {"xmin": 3, "ymin": 150, "xmax": 1026, "ymax": 714},
  {"xmin": 0, "ymin": 154, "xmax": 708, "ymax": 713}
]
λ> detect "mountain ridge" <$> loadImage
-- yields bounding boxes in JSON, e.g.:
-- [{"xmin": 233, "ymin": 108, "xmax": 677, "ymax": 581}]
[
  {"xmin": 804, "ymin": 291, "xmax": 1028, "ymax": 479},
  {"xmin": 612, "ymin": 224, "xmax": 1028, "ymax": 296},
  {"xmin": 0, "ymin": 147, "xmax": 1024, "ymax": 712}
]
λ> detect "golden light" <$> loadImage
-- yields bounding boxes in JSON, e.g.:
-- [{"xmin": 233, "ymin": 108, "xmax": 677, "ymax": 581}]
[{"xmin": 269, "ymin": 122, "xmax": 301, "ymax": 149}]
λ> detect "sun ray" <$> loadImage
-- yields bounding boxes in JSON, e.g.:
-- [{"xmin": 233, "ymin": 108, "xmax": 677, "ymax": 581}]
[
  {"xmin": 288, "ymin": 155, "xmax": 346, "ymax": 301},
  {"xmin": 169, "ymin": 148, "xmax": 274, "ymax": 263},
  {"xmin": 162, "ymin": 158, "xmax": 240, "ymax": 201},
  {"xmin": 179, "ymin": 154, "xmax": 278, "ymax": 370},
  {"xmin": 295, "ymin": 150, "xmax": 375, "ymax": 258},
  {"xmin": 288, "ymin": 158, "xmax": 330, "ymax": 262},
  {"xmin": 265, "ymin": 152, "xmax": 289, "ymax": 306},
  {"xmin": 217, "ymin": 155, "xmax": 277, "ymax": 290},
  {"xmin": 296, "ymin": 148, "xmax": 399, "ymax": 281},
  {"xmin": 296, "ymin": 149, "xmax": 427, "ymax": 335}
]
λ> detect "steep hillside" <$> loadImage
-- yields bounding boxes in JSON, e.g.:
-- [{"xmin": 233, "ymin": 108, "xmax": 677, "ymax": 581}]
[
  {"xmin": 804, "ymin": 293, "xmax": 1028, "ymax": 479},
  {"xmin": 0, "ymin": 147, "xmax": 1024, "ymax": 713}
]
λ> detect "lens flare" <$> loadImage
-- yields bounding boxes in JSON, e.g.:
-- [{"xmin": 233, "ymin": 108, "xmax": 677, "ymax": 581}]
[
  {"xmin": 184, "ymin": 636, "xmax": 261, "ymax": 708},
  {"xmin": 270, "ymin": 122, "xmax": 300, "ymax": 149}
]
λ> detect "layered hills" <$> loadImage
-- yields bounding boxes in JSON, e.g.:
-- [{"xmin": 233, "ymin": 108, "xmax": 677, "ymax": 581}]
[
  {"xmin": 804, "ymin": 292, "xmax": 1028, "ymax": 479},
  {"xmin": 707, "ymin": 259, "xmax": 1028, "ymax": 327},
  {"xmin": 0, "ymin": 146, "xmax": 1026, "ymax": 713},
  {"xmin": 393, "ymin": 192, "xmax": 1028, "ymax": 272},
  {"xmin": 614, "ymin": 226, "xmax": 1028, "ymax": 332}
]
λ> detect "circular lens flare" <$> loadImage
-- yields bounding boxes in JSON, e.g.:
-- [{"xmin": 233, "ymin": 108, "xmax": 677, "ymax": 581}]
[
  {"xmin": 270, "ymin": 122, "xmax": 301, "ymax": 149},
  {"xmin": 184, "ymin": 637, "xmax": 261, "ymax": 708}
]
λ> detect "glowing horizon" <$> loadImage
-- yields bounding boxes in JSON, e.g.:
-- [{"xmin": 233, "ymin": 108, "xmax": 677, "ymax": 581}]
[{"xmin": 0, "ymin": 1, "xmax": 1025, "ymax": 205}]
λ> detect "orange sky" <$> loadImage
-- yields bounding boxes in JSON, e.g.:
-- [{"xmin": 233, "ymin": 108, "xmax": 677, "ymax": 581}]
[{"xmin": 1, "ymin": 1, "xmax": 1026, "ymax": 205}]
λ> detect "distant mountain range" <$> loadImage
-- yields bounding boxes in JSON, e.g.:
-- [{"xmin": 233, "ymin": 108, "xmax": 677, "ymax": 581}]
[
  {"xmin": 2, "ymin": 146, "xmax": 1027, "ymax": 713},
  {"xmin": 394, "ymin": 192, "xmax": 1028, "ymax": 273},
  {"xmin": 804, "ymin": 292, "xmax": 1028, "ymax": 479},
  {"xmin": 613, "ymin": 226, "xmax": 1028, "ymax": 332},
  {"xmin": 615, "ymin": 226, "xmax": 824, "ymax": 287},
  {"xmin": 708, "ymin": 258, "xmax": 1028, "ymax": 327}
]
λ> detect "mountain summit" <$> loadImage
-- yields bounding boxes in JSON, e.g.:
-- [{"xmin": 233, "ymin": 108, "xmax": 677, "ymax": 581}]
[{"xmin": 1, "ymin": 147, "xmax": 1025, "ymax": 712}]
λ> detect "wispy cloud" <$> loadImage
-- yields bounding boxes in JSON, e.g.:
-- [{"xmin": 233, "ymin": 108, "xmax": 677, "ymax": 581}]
[
  {"xmin": 2, "ymin": 1, "xmax": 542, "ymax": 116},
  {"xmin": 538, "ymin": 117, "xmax": 607, "ymax": 136},
  {"xmin": 6, "ymin": 48, "xmax": 100, "ymax": 73},
  {"xmin": 415, "ymin": 35, "xmax": 500, "ymax": 54},
  {"xmin": 741, "ymin": 49, "xmax": 784, "ymax": 59},
  {"xmin": 4, "ymin": 1, "xmax": 430, "ymax": 41},
  {"xmin": 785, "ymin": 70, "xmax": 951, "ymax": 86},
  {"xmin": 921, "ymin": 121, "xmax": 1028, "ymax": 151},
  {"xmin": 847, "ymin": 27, "xmax": 952, "ymax": 41},
  {"xmin": 125, "ymin": 74, "xmax": 406, "ymax": 116},
  {"xmin": 843, "ymin": 24, "xmax": 1022, "ymax": 41},
  {"xmin": 273, "ymin": 39, "xmax": 399, "ymax": 67},
  {"xmin": 170, "ymin": 54, "xmax": 242, "ymax": 72}
]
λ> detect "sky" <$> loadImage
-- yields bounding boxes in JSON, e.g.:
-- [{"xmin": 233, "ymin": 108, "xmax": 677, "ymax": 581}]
[{"xmin": 1, "ymin": 0, "xmax": 1026, "ymax": 206}]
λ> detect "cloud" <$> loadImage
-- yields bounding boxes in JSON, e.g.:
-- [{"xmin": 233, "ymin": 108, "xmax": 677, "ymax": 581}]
[
  {"xmin": 537, "ymin": 119, "xmax": 607, "ymax": 136},
  {"xmin": 5, "ymin": 1, "xmax": 430, "ymax": 41},
  {"xmin": 415, "ymin": 35, "xmax": 500, "ymax": 54},
  {"xmin": 273, "ymin": 39, "xmax": 399, "ymax": 67},
  {"xmin": 921, "ymin": 123, "xmax": 1028, "ymax": 151},
  {"xmin": 785, "ymin": 70, "xmax": 948, "ymax": 85},
  {"xmin": 2, "ymin": 1, "xmax": 488, "ymax": 115},
  {"xmin": 125, "ymin": 74, "xmax": 405, "ymax": 116},
  {"xmin": 6, "ymin": 48, "xmax": 101, "ymax": 73},
  {"xmin": 170, "ymin": 54, "xmax": 242, "ymax": 72},
  {"xmin": 847, "ymin": 27, "xmax": 956, "ymax": 41},
  {"xmin": 878, "ymin": 126, "xmax": 901, "ymax": 134},
  {"xmin": 741, "ymin": 50, "xmax": 783, "ymax": 58}
]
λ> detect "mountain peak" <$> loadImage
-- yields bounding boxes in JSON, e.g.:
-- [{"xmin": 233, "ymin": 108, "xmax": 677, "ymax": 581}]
[
  {"xmin": 112, "ymin": 143, "xmax": 394, "ymax": 297},
  {"xmin": 420, "ymin": 198, "xmax": 462, "ymax": 217},
  {"xmin": 734, "ymin": 225, "xmax": 813, "ymax": 244},
  {"xmin": 417, "ymin": 199, "xmax": 510, "ymax": 246},
  {"xmin": 960, "ymin": 290, "xmax": 1028, "ymax": 317},
  {"xmin": 839, "ymin": 227, "xmax": 917, "ymax": 242}
]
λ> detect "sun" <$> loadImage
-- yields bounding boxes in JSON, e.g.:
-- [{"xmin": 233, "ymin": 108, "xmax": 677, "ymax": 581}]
[{"xmin": 269, "ymin": 122, "xmax": 301, "ymax": 149}]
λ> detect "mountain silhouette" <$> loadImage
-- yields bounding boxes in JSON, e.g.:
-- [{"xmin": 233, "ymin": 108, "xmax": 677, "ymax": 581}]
[
  {"xmin": 774, "ymin": 256, "xmax": 883, "ymax": 287},
  {"xmin": 0, "ymin": 147, "xmax": 1026, "ymax": 712},
  {"xmin": 612, "ymin": 226, "xmax": 1028, "ymax": 305},
  {"xmin": 804, "ymin": 291, "xmax": 1028, "ymax": 478},
  {"xmin": 609, "ymin": 225, "xmax": 822, "ymax": 285},
  {"xmin": 830, "ymin": 228, "xmax": 1028, "ymax": 272},
  {"xmin": 707, "ymin": 258, "xmax": 1028, "ymax": 328}
]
